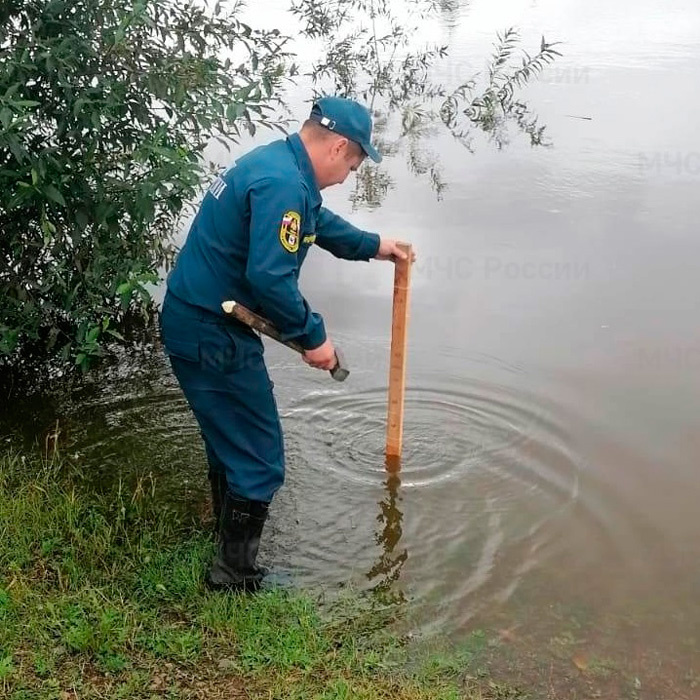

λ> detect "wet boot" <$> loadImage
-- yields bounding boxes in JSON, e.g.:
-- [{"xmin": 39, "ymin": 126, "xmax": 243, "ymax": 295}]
[
  {"xmin": 206, "ymin": 490, "xmax": 269, "ymax": 593},
  {"xmin": 208, "ymin": 470, "xmax": 228, "ymax": 537}
]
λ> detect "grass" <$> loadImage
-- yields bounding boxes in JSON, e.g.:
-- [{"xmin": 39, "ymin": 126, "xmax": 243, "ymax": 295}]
[{"xmin": 0, "ymin": 449, "xmax": 526, "ymax": 699}]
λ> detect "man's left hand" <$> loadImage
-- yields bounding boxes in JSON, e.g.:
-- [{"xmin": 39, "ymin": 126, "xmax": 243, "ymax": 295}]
[{"xmin": 374, "ymin": 238, "xmax": 417, "ymax": 262}]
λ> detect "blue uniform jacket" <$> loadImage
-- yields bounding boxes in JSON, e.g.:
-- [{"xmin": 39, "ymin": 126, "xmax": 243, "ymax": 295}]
[{"xmin": 166, "ymin": 133, "xmax": 380, "ymax": 350}]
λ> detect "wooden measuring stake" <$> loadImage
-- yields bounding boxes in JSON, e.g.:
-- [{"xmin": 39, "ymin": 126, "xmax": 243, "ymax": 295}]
[{"xmin": 385, "ymin": 242, "xmax": 413, "ymax": 468}]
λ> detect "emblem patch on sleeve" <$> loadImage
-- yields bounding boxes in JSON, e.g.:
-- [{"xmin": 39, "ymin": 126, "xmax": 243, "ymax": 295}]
[{"xmin": 279, "ymin": 211, "xmax": 301, "ymax": 253}]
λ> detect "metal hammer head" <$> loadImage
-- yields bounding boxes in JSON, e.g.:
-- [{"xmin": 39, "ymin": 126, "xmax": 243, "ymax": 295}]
[{"xmin": 330, "ymin": 347, "xmax": 350, "ymax": 382}]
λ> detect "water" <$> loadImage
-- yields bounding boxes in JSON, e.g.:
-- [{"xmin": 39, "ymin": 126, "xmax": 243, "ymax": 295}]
[{"xmin": 4, "ymin": 0, "xmax": 700, "ymax": 696}]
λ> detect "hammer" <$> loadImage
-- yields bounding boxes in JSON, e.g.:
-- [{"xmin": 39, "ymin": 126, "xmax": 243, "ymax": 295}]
[{"xmin": 221, "ymin": 300, "xmax": 349, "ymax": 382}]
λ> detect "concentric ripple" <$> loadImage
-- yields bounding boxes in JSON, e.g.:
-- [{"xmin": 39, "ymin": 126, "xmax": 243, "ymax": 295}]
[
  {"xmin": 272, "ymin": 374, "xmax": 594, "ymax": 620},
  {"xmin": 282, "ymin": 380, "xmax": 579, "ymax": 495},
  {"xmin": 27, "ymin": 351, "xmax": 657, "ymax": 639}
]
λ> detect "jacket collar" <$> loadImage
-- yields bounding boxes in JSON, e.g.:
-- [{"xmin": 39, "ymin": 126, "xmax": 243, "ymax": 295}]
[{"xmin": 287, "ymin": 133, "xmax": 322, "ymax": 208}]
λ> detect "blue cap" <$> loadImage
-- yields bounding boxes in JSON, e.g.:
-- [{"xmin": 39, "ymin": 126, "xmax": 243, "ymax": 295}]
[{"xmin": 309, "ymin": 96, "xmax": 382, "ymax": 163}]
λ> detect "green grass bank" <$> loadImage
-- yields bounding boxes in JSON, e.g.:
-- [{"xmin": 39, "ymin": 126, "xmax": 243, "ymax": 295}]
[{"xmin": 0, "ymin": 450, "xmax": 524, "ymax": 699}]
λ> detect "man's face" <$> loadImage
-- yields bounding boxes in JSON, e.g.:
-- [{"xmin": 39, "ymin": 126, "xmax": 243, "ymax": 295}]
[{"xmin": 321, "ymin": 138, "xmax": 366, "ymax": 188}]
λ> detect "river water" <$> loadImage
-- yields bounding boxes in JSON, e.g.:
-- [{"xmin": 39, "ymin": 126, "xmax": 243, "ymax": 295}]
[{"xmin": 5, "ymin": 0, "xmax": 700, "ymax": 696}]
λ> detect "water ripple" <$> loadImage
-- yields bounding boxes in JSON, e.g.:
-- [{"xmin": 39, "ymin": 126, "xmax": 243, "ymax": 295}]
[{"xmin": 282, "ymin": 382, "xmax": 580, "ymax": 497}]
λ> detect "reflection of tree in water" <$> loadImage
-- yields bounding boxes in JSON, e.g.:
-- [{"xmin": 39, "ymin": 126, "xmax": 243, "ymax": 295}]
[
  {"xmin": 291, "ymin": 0, "xmax": 561, "ymax": 206},
  {"xmin": 366, "ymin": 471, "xmax": 408, "ymax": 604}
]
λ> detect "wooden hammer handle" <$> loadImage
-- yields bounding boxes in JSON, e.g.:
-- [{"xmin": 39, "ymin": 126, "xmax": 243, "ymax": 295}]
[
  {"xmin": 222, "ymin": 300, "xmax": 303, "ymax": 352},
  {"xmin": 221, "ymin": 300, "xmax": 349, "ymax": 382}
]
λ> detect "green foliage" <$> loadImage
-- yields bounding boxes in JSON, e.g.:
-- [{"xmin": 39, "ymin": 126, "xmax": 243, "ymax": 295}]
[
  {"xmin": 441, "ymin": 28, "xmax": 562, "ymax": 150},
  {"xmin": 0, "ymin": 587, "xmax": 11, "ymax": 620},
  {"xmin": 137, "ymin": 623, "xmax": 203, "ymax": 661},
  {"xmin": 292, "ymin": 1, "xmax": 561, "ymax": 205},
  {"xmin": 0, "ymin": 1, "xmax": 562, "ymax": 372},
  {"xmin": 0, "ymin": 0, "xmax": 288, "ymax": 367},
  {"xmin": 0, "ymin": 653, "xmax": 14, "ymax": 681}
]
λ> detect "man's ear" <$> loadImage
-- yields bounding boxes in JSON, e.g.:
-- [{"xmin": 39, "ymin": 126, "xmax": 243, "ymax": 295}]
[{"xmin": 332, "ymin": 136, "xmax": 349, "ymax": 158}]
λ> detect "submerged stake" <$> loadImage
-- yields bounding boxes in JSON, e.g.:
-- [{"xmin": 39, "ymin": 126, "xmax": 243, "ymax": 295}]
[{"xmin": 385, "ymin": 242, "xmax": 413, "ymax": 468}]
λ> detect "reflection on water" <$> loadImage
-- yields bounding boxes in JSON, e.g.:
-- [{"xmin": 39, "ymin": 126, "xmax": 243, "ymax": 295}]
[{"xmin": 366, "ymin": 470, "xmax": 408, "ymax": 604}]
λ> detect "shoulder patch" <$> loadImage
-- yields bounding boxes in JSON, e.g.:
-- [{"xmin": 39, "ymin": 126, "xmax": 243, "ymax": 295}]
[{"xmin": 279, "ymin": 211, "xmax": 301, "ymax": 253}]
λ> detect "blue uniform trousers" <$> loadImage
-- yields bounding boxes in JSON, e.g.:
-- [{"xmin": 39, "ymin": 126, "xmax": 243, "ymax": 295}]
[{"xmin": 160, "ymin": 292, "xmax": 285, "ymax": 503}]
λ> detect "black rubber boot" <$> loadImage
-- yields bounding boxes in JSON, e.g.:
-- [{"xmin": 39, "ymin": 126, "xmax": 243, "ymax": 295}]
[
  {"xmin": 206, "ymin": 490, "xmax": 269, "ymax": 593},
  {"xmin": 208, "ymin": 471, "xmax": 228, "ymax": 537}
]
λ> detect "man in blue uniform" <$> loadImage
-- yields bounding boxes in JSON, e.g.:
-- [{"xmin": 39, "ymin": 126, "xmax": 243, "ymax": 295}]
[{"xmin": 160, "ymin": 96, "xmax": 412, "ymax": 592}]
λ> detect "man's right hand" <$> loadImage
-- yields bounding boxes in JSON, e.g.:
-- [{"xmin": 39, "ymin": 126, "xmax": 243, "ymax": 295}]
[{"xmin": 302, "ymin": 338, "xmax": 337, "ymax": 371}]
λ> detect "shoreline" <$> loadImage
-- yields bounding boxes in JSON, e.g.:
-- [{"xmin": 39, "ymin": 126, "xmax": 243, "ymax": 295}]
[{"xmin": 0, "ymin": 449, "xmax": 520, "ymax": 700}]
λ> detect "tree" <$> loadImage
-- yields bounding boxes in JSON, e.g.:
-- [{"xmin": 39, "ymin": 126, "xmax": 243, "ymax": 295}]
[
  {"xmin": 1, "ymin": 0, "xmax": 561, "ymax": 373},
  {"xmin": 0, "ymin": 0, "xmax": 288, "ymax": 369},
  {"xmin": 292, "ymin": 1, "xmax": 560, "ymax": 205}
]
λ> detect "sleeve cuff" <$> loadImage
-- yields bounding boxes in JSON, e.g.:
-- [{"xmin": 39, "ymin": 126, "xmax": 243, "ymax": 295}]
[
  {"xmin": 299, "ymin": 313, "xmax": 327, "ymax": 350},
  {"xmin": 359, "ymin": 232, "xmax": 381, "ymax": 260}
]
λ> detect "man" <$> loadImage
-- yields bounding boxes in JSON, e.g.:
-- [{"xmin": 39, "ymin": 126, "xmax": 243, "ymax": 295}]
[{"xmin": 160, "ymin": 95, "xmax": 412, "ymax": 593}]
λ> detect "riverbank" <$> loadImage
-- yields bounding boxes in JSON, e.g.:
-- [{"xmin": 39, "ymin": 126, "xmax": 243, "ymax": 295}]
[{"xmin": 0, "ymin": 449, "xmax": 523, "ymax": 699}]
